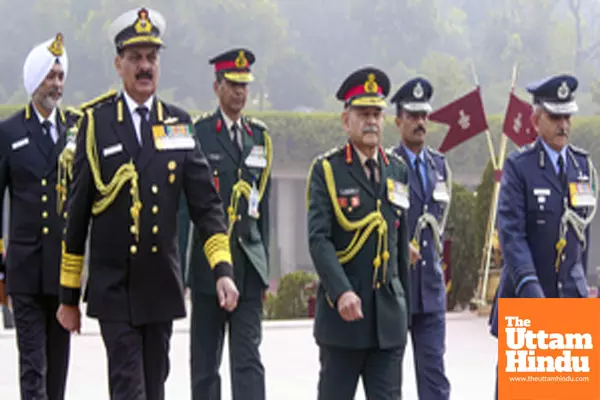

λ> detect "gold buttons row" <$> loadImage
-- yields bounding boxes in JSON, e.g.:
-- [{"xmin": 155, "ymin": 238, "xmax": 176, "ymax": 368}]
[
  {"xmin": 149, "ymin": 182, "xmax": 159, "ymax": 251},
  {"xmin": 129, "ymin": 245, "xmax": 159, "ymax": 254},
  {"xmin": 42, "ymin": 179, "xmax": 49, "ymax": 235},
  {"xmin": 129, "ymin": 225, "xmax": 159, "ymax": 235},
  {"xmin": 128, "ymin": 183, "xmax": 162, "ymax": 255}
]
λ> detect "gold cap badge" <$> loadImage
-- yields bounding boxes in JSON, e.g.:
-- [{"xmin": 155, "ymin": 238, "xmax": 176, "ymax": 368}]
[
  {"xmin": 364, "ymin": 73, "xmax": 378, "ymax": 94},
  {"xmin": 235, "ymin": 50, "xmax": 248, "ymax": 69},
  {"xmin": 134, "ymin": 8, "xmax": 153, "ymax": 34},
  {"xmin": 48, "ymin": 33, "xmax": 64, "ymax": 57}
]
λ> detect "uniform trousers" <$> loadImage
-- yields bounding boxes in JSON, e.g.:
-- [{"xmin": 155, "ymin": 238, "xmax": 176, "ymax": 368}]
[
  {"xmin": 12, "ymin": 294, "xmax": 70, "ymax": 400},
  {"xmin": 99, "ymin": 320, "xmax": 173, "ymax": 400},
  {"xmin": 317, "ymin": 344, "xmax": 404, "ymax": 400}
]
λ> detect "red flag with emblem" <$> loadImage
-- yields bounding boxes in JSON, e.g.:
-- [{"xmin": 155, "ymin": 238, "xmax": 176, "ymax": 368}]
[
  {"xmin": 502, "ymin": 92, "xmax": 536, "ymax": 147},
  {"xmin": 429, "ymin": 87, "xmax": 488, "ymax": 153}
]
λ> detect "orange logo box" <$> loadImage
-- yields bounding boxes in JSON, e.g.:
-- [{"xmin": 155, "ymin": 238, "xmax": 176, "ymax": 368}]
[{"xmin": 498, "ymin": 298, "xmax": 600, "ymax": 399}]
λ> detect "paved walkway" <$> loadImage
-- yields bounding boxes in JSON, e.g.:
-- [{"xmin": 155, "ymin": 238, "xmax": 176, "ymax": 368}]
[{"xmin": 0, "ymin": 306, "xmax": 497, "ymax": 399}]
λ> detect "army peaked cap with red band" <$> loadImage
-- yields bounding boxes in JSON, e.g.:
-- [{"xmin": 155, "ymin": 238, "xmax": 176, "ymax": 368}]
[
  {"xmin": 209, "ymin": 48, "xmax": 255, "ymax": 83},
  {"xmin": 336, "ymin": 67, "xmax": 390, "ymax": 109}
]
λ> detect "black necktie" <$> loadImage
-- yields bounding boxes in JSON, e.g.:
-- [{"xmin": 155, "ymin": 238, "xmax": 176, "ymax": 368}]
[
  {"xmin": 135, "ymin": 106, "xmax": 153, "ymax": 156},
  {"xmin": 558, "ymin": 155, "xmax": 566, "ymax": 191},
  {"xmin": 365, "ymin": 159, "xmax": 377, "ymax": 190},
  {"xmin": 231, "ymin": 123, "xmax": 242, "ymax": 157},
  {"xmin": 415, "ymin": 157, "xmax": 426, "ymax": 195},
  {"xmin": 40, "ymin": 120, "xmax": 54, "ymax": 155}
]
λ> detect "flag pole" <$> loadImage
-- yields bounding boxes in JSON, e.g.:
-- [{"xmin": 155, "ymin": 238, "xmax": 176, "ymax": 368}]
[
  {"xmin": 470, "ymin": 62, "xmax": 498, "ymax": 171},
  {"xmin": 478, "ymin": 63, "xmax": 519, "ymax": 307}
]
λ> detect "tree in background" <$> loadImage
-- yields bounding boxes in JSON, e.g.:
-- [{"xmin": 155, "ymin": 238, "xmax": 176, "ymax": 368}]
[{"xmin": 445, "ymin": 183, "xmax": 478, "ymax": 310}]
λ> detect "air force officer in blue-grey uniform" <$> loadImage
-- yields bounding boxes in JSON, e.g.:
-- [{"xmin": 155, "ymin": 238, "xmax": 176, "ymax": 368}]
[
  {"xmin": 391, "ymin": 78, "xmax": 452, "ymax": 400},
  {"xmin": 489, "ymin": 74, "xmax": 596, "ymax": 398}
]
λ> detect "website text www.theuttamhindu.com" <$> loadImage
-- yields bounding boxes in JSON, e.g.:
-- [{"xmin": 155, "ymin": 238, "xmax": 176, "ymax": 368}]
[{"xmin": 508, "ymin": 376, "xmax": 590, "ymax": 383}]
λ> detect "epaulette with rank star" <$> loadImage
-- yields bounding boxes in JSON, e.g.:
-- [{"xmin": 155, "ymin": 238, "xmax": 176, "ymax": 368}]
[
  {"xmin": 568, "ymin": 143, "xmax": 589, "ymax": 156},
  {"xmin": 64, "ymin": 106, "xmax": 84, "ymax": 118},
  {"xmin": 385, "ymin": 148, "xmax": 406, "ymax": 165},
  {"xmin": 516, "ymin": 141, "xmax": 536, "ymax": 154},
  {"xmin": 426, "ymin": 146, "xmax": 445, "ymax": 159},
  {"xmin": 79, "ymin": 89, "xmax": 119, "ymax": 111},
  {"xmin": 192, "ymin": 111, "xmax": 214, "ymax": 124},
  {"xmin": 316, "ymin": 145, "xmax": 345, "ymax": 162},
  {"xmin": 246, "ymin": 116, "xmax": 268, "ymax": 130}
]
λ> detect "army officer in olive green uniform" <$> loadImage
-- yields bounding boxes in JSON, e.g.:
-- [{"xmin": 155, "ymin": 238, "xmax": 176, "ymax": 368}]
[
  {"xmin": 179, "ymin": 48, "xmax": 271, "ymax": 400},
  {"xmin": 306, "ymin": 67, "xmax": 412, "ymax": 400}
]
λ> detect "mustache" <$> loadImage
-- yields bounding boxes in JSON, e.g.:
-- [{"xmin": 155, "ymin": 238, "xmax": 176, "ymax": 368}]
[
  {"xmin": 47, "ymin": 88, "xmax": 62, "ymax": 98},
  {"xmin": 413, "ymin": 125, "xmax": 426, "ymax": 134},
  {"xmin": 557, "ymin": 128, "xmax": 568, "ymax": 136},
  {"xmin": 362, "ymin": 125, "xmax": 378, "ymax": 134},
  {"xmin": 136, "ymin": 71, "xmax": 153, "ymax": 80}
]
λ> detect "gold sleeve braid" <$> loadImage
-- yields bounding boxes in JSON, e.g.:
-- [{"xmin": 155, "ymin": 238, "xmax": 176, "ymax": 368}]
[
  {"xmin": 0, "ymin": 239, "xmax": 3, "ymax": 254},
  {"xmin": 60, "ymin": 241, "xmax": 84, "ymax": 288},
  {"xmin": 226, "ymin": 131, "xmax": 272, "ymax": 236},
  {"xmin": 203, "ymin": 233, "xmax": 232, "ymax": 269},
  {"xmin": 59, "ymin": 107, "xmax": 142, "ymax": 289},
  {"xmin": 320, "ymin": 159, "xmax": 389, "ymax": 287}
]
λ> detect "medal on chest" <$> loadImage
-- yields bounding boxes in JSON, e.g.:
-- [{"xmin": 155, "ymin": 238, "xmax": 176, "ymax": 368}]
[
  {"xmin": 245, "ymin": 145, "xmax": 267, "ymax": 168},
  {"xmin": 569, "ymin": 178, "xmax": 596, "ymax": 208},
  {"xmin": 152, "ymin": 123, "xmax": 195, "ymax": 150},
  {"xmin": 432, "ymin": 174, "xmax": 450, "ymax": 203},
  {"xmin": 387, "ymin": 178, "xmax": 410, "ymax": 209}
]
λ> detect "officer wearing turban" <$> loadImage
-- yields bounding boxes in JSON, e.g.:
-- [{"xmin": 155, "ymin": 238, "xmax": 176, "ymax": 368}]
[
  {"xmin": 0, "ymin": 32, "xmax": 81, "ymax": 400},
  {"xmin": 54, "ymin": 8, "xmax": 238, "ymax": 400}
]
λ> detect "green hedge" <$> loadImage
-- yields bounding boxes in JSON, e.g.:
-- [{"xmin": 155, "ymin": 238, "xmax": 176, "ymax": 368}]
[{"xmin": 3, "ymin": 104, "xmax": 599, "ymax": 180}]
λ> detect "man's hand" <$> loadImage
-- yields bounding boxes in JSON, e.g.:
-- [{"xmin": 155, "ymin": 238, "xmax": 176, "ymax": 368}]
[
  {"xmin": 409, "ymin": 242, "xmax": 421, "ymax": 265},
  {"xmin": 56, "ymin": 304, "xmax": 81, "ymax": 334},
  {"xmin": 337, "ymin": 291, "xmax": 363, "ymax": 322},
  {"xmin": 0, "ymin": 276, "xmax": 8, "ymax": 306},
  {"xmin": 216, "ymin": 277, "xmax": 239, "ymax": 312}
]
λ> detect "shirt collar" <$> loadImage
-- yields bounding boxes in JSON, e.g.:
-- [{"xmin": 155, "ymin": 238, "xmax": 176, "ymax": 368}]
[
  {"xmin": 401, "ymin": 144, "xmax": 425, "ymax": 167},
  {"xmin": 220, "ymin": 109, "xmax": 242, "ymax": 133},
  {"xmin": 32, "ymin": 103, "xmax": 57, "ymax": 127},
  {"xmin": 122, "ymin": 90, "xmax": 155, "ymax": 118},
  {"xmin": 540, "ymin": 139, "xmax": 567, "ymax": 167},
  {"xmin": 353, "ymin": 145, "xmax": 378, "ymax": 166}
]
